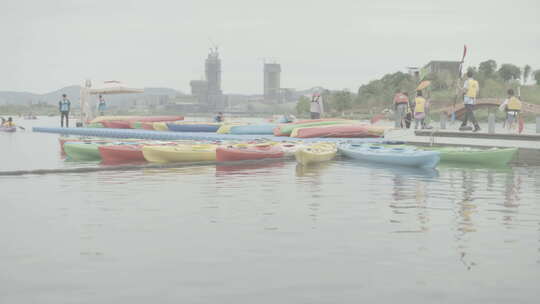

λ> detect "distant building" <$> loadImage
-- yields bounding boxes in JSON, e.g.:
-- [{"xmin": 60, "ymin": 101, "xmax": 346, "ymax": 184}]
[
  {"xmin": 190, "ymin": 80, "xmax": 208, "ymax": 104},
  {"xmin": 264, "ymin": 63, "xmax": 281, "ymax": 103},
  {"xmin": 423, "ymin": 61, "xmax": 461, "ymax": 77},
  {"xmin": 188, "ymin": 47, "xmax": 225, "ymax": 111}
]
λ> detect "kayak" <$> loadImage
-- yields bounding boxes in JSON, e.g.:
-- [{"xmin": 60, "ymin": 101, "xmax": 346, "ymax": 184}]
[
  {"xmin": 167, "ymin": 123, "xmax": 221, "ymax": 133},
  {"xmin": 295, "ymin": 143, "xmax": 337, "ymax": 165},
  {"xmin": 142, "ymin": 144, "xmax": 217, "ymax": 163},
  {"xmin": 229, "ymin": 124, "xmax": 277, "ymax": 135},
  {"xmin": 291, "ymin": 124, "xmax": 377, "ymax": 138},
  {"xmin": 280, "ymin": 142, "xmax": 307, "ymax": 158},
  {"xmin": 0, "ymin": 126, "xmax": 16, "ymax": 132},
  {"xmin": 216, "ymin": 123, "xmax": 246, "ymax": 134},
  {"xmin": 216, "ymin": 143, "xmax": 284, "ymax": 161},
  {"xmin": 275, "ymin": 119, "xmax": 355, "ymax": 136},
  {"xmin": 422, "ymin": 146, "xmax": 517, "ymax": 165},
  {"xmin": 339, "ymin": 143, "xmax": 440, "ymax": 169},
  {"xmin": 101, "ymin": 120, "xmax": 132, "ymax": 129},
  {"xmin": 153, "ymin": 122, "xmax": 169, "ymax": 131},
  {"xmin": 91, "ymin": 116, "xmax": 184, "ymax": 123},
  {"xmin": 63, "ymin": 142, "xmax": 102, "ymax": 161},
  {"xmin": 99, "ymin": 144, "xmax": 146, "ymax": 163}
]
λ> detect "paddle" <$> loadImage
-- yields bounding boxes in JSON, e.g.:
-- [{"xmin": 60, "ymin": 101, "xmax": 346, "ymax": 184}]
[
  {"xmin": 452, "ymin": 45, "xmax": 467, "ymax": 124},
  {"xmin": 18, "ymin": 126, "xmax": 26, "ymax": 131}
]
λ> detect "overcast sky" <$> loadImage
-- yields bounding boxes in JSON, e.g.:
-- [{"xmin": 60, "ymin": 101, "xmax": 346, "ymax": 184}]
[{"xmin": 1, "ymin": 0, "xmax": 539, "ymax": 94}]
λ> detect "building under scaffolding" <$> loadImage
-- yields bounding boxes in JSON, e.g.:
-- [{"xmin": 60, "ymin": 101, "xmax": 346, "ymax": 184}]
[{"xmin": 264, "ymin": 63, "xmax": 281, "ymax": 103}]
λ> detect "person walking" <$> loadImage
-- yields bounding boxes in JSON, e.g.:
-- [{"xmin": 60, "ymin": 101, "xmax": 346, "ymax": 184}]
[
  {"xmin": 310, "ymin": 93, "xmax": 324, "ymax": 119},
  {"xmin": 499, "ymin": 89, "xmax": 522, "ymax": 131},
  {"xmin": 393, "ymin": 90, "xmax": 409, "ymax": 128},
  {"xmin": 97, "ymin": 95, "xmax": 106, "ymax": 116},
  {"xmin": 459, "ymin": 71, "xmax": 481, "ymax": 132},
  {"xmin": 413, "ymin": 91, "xmax": 427, "ymax": 129},
  {"xmin": 59, "ymin": 94, "xmax": 71, "ymax": 128}
]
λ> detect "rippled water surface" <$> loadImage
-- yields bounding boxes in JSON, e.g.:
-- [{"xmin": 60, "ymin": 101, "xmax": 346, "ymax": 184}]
[{"xmin": 1, "ymin": 117, "xmax": 539, "ymax": 303}]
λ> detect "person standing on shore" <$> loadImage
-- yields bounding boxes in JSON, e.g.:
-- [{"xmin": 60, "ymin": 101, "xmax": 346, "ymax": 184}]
[
  {"xmin": 413, "ymin": 91, "xmax": 427, "ymax": 129},
  {"xmin": 499, "ymin": 89, "xmax": 522, "ymax": 131},
  {"xmin": 59, "ymin": 94, "xmax": 71, "ymax": 128},
  {"xmin": 97, "ymin": 95, "xmax": 106, "ymax": 116},
  {"xmin": 460, "ymin": 71, "xmax": 481, "ymax": 132},
  {"xmin": 310, "ymin": 93, "xmax": 324, "ymax": 119},
  {"xmin": 393, "ymin": 90, "xmax": 409, "ymax": 128}
]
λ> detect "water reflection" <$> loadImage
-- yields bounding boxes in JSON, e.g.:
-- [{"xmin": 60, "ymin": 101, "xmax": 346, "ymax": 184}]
[{"xmin": 214, "ymin": 160, "xmax": 285, "ymax": 176}]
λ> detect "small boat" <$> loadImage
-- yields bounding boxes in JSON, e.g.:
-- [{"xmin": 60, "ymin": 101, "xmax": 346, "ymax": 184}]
[
  {"xmin": 295, "ymin": 143, "xmax": 337, "ymax": 165},
  {"xmin": 339, "ymin": 143, "xmax": 440, "ymax": 169},
  {"xmin": 142, "ymin": 144, "xmax": 217, "ymax": 163},
  {"xmin": 167, "ymin": 123, "xmax": 221, "ymax": 133},
  {"xmin": 0, "ymin": 126, "xmax": 17, "ymax": 133},
  {"xmin": 216, "ymin": 143, "xmax": 284, "ymax": 162}
]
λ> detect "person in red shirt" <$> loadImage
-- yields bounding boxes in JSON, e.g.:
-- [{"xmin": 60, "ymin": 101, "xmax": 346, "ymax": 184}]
[{"xmin": 393, "ymin": 90, "xmax": 410, "ymax": 128}]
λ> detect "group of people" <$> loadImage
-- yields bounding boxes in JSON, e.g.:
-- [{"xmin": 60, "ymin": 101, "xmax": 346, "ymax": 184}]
[
  {"xmin": 394, "ymin": 71, "xmax": 523, "ymax": 132},
  {"xmin": 393, "ymin": 90, "xmax": 429, "ymax": 130},
  {"xmin": 57, "ymin": 94, "xmax": 107, "ymax": 128},
  {"xmin": 1, "ymin": 117, "xmax": 14, "ymax": 127}
]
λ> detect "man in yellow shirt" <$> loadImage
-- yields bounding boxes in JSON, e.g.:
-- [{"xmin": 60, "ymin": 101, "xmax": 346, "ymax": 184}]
[{"xmin": 460, "ymin": 71, "xmax": 481, "ymax": 132}]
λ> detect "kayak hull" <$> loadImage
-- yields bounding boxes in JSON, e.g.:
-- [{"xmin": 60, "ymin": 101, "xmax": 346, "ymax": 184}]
[
  {"xmin": 64, "ymin": 142, "xmax": 102, "ymax": 161},
  {"xmin": 167, "ymin": 123, "xmax": 221, "ymax": 132},
  {"xmin": 216, "ymin": 144, "xmax": 284, "ymax": 161},
  {"xmin": 229, "ymin": 124, "xmax": 277, "ymax": 135},
  {"xmin": 142, "ymin": 145, "xmax": 217, "ymax": 163},
  {"xmin": 0, "ymin": 126, "xmax": 16, "ymax": 132},
  {"xmin": 99, "ymin": 145, "xmax": 145, "ymax": 163},
  {"xmin": 295, "ymin": 143, "xmax": 337, "ymax": 165},
  {"xmin": 339, "ymin": 143, "xmax": 440, "ymax": 169}
]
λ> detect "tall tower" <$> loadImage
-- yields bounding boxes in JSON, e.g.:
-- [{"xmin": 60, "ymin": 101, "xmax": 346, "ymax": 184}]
[
  {"xmin": 264, "ymin": 63, "xmax": 281, "ymax": 102},
  {"xmin": 205, "ymin": 47, "xmax": 222, "ymax": 96}
]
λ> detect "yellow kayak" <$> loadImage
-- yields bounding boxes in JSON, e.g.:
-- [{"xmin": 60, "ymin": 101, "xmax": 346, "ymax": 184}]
[
  {"xmin": 142, "ymin": 144, "xmax": 217, "ymax": 163},
  {"xmin": 152, "ymin": 122, "xmax": 169, "ymax": 131},
  {"xmin": 295, "ymin": 143, "xmax": 337, "ymax": 165}
]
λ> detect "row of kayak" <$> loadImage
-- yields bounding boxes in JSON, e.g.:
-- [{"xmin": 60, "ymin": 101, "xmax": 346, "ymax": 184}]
[
  {"xmin": 89, "ymin": 116, "xmax": 389, "ymax": 138},
  {"xmin": 60, "ymin": 137, "xmax": 518, "ymax": 169}
]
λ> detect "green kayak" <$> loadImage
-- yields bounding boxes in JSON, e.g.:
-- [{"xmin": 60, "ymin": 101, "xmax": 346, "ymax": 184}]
[
  {"xmin": 380, "ymin": 144, "xmax": 518, "ymax": 166},
  {"xmin": 63, "ymin": 142, "xmax": 102, "ymax": 161},
  {"xmin": 424, "ymin": 147, "xmax": 517, "ymax": 166}
]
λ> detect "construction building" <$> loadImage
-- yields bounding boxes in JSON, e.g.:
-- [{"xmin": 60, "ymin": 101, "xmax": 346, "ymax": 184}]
[{"xmin": 264, "ymin": 63, "xmax": 281, "ymax": 103}]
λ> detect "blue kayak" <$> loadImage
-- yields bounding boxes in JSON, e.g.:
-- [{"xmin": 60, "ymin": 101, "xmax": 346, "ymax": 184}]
[
  {"xmin": 167, "ymin": 123, "xmax": 221, "ymax": 133},
  {"xmin": 338, "ymin": 143, "xmax": 440, "ymax": 169},
  {"xmin": 229, "ymin": 124, "xmax": 276, "ymax": 135}
]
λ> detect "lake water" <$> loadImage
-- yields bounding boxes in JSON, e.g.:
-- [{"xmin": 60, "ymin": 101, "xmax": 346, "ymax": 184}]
[{"xmin": 1, "ymin": 116, "xmax": 539, "ymax": 303}]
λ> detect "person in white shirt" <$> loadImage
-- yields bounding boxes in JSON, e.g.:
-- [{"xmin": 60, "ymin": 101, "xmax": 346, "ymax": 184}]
[{"xmin": 310, "ymin": 93, "xmax": 324, "ymax": 119}]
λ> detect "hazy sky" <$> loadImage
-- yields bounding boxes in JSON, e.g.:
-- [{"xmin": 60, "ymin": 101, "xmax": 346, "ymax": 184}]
[{"xmin": 1, "ymin": 0, "xmax": 539, "ymax": 94}]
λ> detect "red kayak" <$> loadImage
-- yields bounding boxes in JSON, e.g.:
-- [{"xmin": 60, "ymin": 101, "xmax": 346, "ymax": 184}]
[
  {"xmin": 293, "ymin": 124, "xmax": 379, "ymax": 138},
  {"xmin": 216, "ymin": 144, "xmax": 284, "ymax": 162},
  {"xmin": 141, "ymin": 122, "xmax": 155, "ymax": 130},
  {"xmin": 101, "ymin": 120, "xmax": 132, "ymax": 129},
  {"xmin": 98, "ymin": 144, "xmax": 145, "ymax": 163}
]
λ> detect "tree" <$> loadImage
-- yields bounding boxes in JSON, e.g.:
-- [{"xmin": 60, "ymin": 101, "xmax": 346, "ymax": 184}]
[
  {"xmin": 523, "ymin": 65, "xmax": 532, "ymax": 84},
  {"xmin": 478, "ymin": 59, "xmax": 497, "ymax": 77},
  {"xmin": 497, "ymin": 64, "xmax": 521, "ymax": 82},
  {"xmin": 329, "ymin": 90, "xmax": 353, "ymax": 113},
  {"xmin": 534, "ymin": 70, "xmax": 540, "ymax": 85},
  {"xmin": 295, "ymin": 96, "xmax": 310, "ymax": 115}
]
